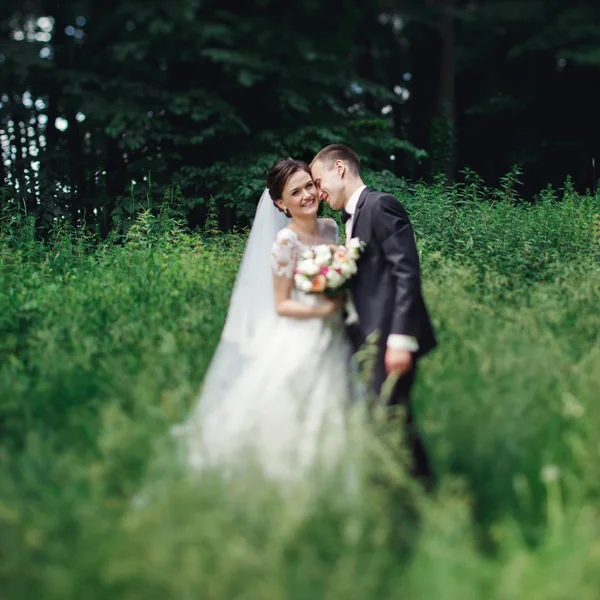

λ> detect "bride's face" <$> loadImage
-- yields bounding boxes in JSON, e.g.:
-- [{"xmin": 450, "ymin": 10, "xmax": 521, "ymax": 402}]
[{"xmin": 276, "ymin": 170, "xmax": 319, "ymax": 219}]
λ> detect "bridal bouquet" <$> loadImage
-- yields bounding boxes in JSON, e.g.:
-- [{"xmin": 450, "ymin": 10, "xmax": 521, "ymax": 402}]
[{"xmin": 294, "ymin": 237, "xmax": 365, "ymax": 297}]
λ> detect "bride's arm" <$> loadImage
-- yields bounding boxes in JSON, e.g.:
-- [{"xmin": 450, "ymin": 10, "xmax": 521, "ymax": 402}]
[
  {"xmin": 271, "ymin": 228, "xmax": 341, "ymax": 319},
  {"xmin": 273, "ymin": 275, "xmax": 341, "ymax": 319}
]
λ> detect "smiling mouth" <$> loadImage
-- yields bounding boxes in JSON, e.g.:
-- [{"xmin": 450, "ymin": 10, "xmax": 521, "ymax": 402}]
[{"xmin": 300, "ymin": 198, "xmax": 316, "ymax": 208}]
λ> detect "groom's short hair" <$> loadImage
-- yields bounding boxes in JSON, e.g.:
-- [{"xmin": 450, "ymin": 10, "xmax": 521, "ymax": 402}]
[{"xmin": 311, "ymin": 144, "xmax": 360, "ymax": 176}]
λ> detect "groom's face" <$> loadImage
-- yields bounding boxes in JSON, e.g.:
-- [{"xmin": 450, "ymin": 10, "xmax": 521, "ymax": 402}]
[{"xmin": 311, "ymin": 160, "xmax": 345, "ymax": 211}]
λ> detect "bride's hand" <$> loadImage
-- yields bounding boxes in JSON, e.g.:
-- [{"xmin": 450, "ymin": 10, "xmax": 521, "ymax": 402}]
[{"xmin": 317, "ymin": 295, "xmax": 345, "ymax": 318}]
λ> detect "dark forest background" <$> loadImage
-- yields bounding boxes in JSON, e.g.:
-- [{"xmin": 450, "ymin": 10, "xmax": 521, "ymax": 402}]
[{"xmin": 1, "ymin": 0, "xmax": 600, "ymax": 234}]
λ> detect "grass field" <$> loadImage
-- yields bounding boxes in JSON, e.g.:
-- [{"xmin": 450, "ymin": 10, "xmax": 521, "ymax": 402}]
[{"xmin": 1, "ymin": 178, "xmax": 599, "ymax": 598}]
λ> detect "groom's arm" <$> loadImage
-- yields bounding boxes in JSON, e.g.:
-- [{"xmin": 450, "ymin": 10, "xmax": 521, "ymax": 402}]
[{"xmin": 372, "ymin": 193, "xmax": 422, "ymax": 348}]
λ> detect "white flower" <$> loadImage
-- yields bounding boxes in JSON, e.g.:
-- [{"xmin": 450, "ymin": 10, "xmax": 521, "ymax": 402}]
[
  {"xmin": 301, "ymin": 249, "xmax": 315, "ymax": 260},
  {"xmin": 314, "ymin": 244, "xmax": 331, "ymax": 254},
  {"xmin": 540, "ymin": 464, "xmax": 560, "ymax": 483},
  {"xmin": 562, "ymin": 393, "xmax": 585, "ymax": 419},
  {"xmin": 340, "ymin": 259, "xmax": 357, "ymax": 277},
  {"xmin": 296, "ymin": 259, "xmax": 320, "ymax": 277},
  {"xmin": 326, "ymin": 270, "xmax": 345, "ymax": 288},
  {"xmin": 294, "ymin": 274, "xmax": 306, "ymax": 288},
  {"xmin": 301, "ymin": 280, "xmax": 313, "ymax": 293},
  {"xmin": 348, "ymin": 247, "xmax": 360, "ymax": 260},
  {"xmin": 346, "ymin": 238, "xmax": 362, "ymax": 260},
  {"xmin": 313, "ymin": 244, "xmax": 332, "ymax": 267},
  {"xmin": 314, "ymin": 254, "xmax": 331, "ymax": 267}
]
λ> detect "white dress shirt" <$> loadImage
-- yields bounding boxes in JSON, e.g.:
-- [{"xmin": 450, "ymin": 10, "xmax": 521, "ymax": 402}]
[
  {"xmin": 345, "ymin": 185, "xmax": 419, "ymax": 354},
  {"xmin": 344, "ymin": 184, "xmax": 367, "ymax": 242}
]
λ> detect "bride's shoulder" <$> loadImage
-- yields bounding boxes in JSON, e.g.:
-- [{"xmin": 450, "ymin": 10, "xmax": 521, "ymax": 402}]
[
  {"xmin": 274, "ymin": 227, "xmax": 298, "ymax": 245},
  {"xmin": 271, "ymin": 228, "xmax": 300, "ymax": 276},
  {"xmin": 318, "ymin": 217, "xmax": 338, "ymax": 232},
  {"xmin": 318, "ymin": 218, "xmax": 339, "ymax": 240},
  {"xmin": 272, "ymin": 227, "xmax": 300, "ymax": 253}
]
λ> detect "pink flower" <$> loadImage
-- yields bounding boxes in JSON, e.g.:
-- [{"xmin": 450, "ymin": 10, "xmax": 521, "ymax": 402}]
[
  {"xmin": 320, "ymin": 266, "xmax": 329, "ymax": 275},
  {"xmin": 312, "ymin": 274, "xmax": 327, "ymax": 293}
]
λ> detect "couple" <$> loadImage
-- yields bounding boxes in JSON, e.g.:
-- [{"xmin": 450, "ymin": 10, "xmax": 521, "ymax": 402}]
[{"xmin": 174, "ymin": 144, "xmax": 437, "ymax": 485}]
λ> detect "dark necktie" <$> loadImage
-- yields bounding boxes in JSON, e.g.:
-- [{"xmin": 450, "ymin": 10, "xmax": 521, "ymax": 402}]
[{"xmin": 341, "ymin": 208, "xmax": 352, "ymax": 224}]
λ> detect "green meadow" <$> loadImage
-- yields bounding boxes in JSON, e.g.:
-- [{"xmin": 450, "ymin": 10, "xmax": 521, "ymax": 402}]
[{"xmin": 1, "ymin": 177, "xmax": 599, "ymax": 599}]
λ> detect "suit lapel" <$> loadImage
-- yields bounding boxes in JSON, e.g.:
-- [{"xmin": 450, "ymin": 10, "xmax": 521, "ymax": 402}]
[{"xmin": 350, "ymin": 187, "xmax": 371, "ymax": 238}]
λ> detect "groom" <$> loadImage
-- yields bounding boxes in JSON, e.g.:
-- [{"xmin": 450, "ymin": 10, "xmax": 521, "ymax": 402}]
[{"xmin": 311, "ymin": 144, "xmax": 437, "ymax": 483}]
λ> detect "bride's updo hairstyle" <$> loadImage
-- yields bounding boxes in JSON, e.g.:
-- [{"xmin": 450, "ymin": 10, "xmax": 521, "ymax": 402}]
[{"xmin": 266, "ymin": 158, "xmax": 312, "ymax": 215}]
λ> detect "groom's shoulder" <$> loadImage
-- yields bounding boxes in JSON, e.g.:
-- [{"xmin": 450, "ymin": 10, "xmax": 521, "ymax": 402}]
[
  {"xmin": 365, "ymin": 187, "xmax": 401, "ymax": 202},
  {"xmin": 365, "ymin": 188, "xmax": 408, "ymax": 214}
]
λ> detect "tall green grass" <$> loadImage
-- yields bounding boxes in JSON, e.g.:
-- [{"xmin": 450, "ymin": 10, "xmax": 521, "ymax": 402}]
[{"xmin": 0, "ymin": 179, "xmax": 599, "ymax": 598}]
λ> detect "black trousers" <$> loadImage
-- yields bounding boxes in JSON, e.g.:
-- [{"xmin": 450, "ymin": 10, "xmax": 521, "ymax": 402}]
[{"xmin": 385, "ymin": 363, "xmax": 433, "ymax": 486}]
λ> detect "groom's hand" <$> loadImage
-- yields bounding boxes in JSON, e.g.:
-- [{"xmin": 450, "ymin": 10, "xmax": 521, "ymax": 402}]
[{"xmin": 385, "ymin": 348, "xmax": 413, "ymax": 378}]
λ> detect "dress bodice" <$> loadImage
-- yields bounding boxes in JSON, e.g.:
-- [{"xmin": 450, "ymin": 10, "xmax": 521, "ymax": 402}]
[{"xmin": 271, "ymin": 220, "xmax": 339, "ymax": 309}]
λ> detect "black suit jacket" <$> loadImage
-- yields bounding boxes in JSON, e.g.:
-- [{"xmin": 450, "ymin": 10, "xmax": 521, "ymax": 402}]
[{"xmin": 347, "ymin": 187, "xmax": 437, "ymax": 392}]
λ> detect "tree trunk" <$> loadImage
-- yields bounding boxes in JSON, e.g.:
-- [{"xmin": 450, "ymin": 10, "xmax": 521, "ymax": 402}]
[
  {"xmin": 435, "ymin": 0, "xmax": 456, "ymax": 183},
  {"xmin": 407, "ymin": 13, "xmax": 440, "ymax": 181}
]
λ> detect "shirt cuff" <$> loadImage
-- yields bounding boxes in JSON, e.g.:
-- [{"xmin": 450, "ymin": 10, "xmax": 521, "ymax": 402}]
[{"xmin": 387, "ymin": 334, "xmax": 419, "ymax": 352}]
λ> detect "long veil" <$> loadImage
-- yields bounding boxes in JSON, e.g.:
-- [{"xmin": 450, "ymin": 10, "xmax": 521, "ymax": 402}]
[{"xmin": 181, "ymin": 188, "xmax": 290, "ymax": 423}]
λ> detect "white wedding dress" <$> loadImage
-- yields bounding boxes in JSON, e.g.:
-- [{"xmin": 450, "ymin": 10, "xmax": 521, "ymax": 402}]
[{"xmin": 172, "ymin": 199, "xmax": 355, "ymax": 484}]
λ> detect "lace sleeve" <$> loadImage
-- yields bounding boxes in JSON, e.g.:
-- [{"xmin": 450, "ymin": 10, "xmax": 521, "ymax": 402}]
[{"xmin": 271, "ymin": 228, "xmax": 299, "ymax": 278}]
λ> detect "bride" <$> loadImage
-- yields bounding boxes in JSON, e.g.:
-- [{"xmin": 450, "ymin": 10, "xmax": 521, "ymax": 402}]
[{"xmin": 172, "ymin": 158, "xmax": 356, "ymax": 482}]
